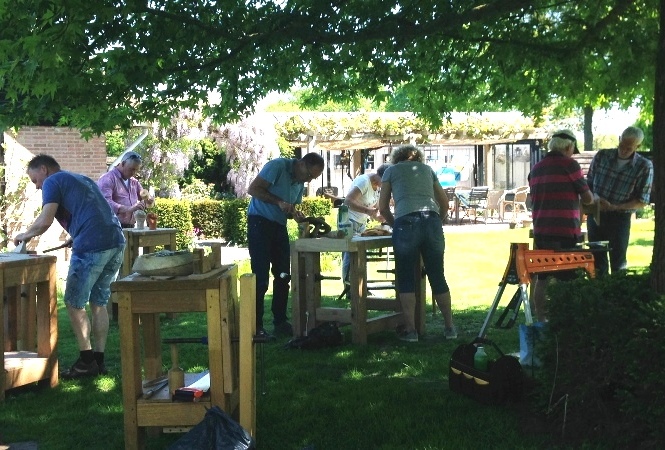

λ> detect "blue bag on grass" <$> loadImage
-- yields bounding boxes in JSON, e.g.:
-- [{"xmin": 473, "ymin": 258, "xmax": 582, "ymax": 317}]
[{"xmin": 519, "ymin": 321, "xmax": 547, "ymax": 367}]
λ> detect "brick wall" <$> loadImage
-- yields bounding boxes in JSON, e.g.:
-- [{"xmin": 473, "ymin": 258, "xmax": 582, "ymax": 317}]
[
  {"xmin": 11, "ymin": 126, "xmax": 107, "ymax": 180},
  {"xmin": 2, "ymin": 127, "xmax": 106, "ymax": 258}
]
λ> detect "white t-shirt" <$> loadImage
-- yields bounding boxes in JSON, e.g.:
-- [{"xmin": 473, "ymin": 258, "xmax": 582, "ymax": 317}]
[{"xmin": 346, "ymin": 174, "xmax": 379, "ymax": 223}]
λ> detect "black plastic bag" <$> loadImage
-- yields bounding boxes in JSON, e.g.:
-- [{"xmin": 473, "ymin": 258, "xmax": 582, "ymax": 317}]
[
  {"xmin": 284, "ymin": 322, "xmax": 343, "ymax": 350},
  {"xmin": 168, "ymin": 406, "xmax": 255, "ymax": 450}
]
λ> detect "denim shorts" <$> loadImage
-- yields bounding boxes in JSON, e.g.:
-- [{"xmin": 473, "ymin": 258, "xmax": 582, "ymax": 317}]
[{"xmin": 64, "ymin": 245, "xmax": 125, "ymax": 309}]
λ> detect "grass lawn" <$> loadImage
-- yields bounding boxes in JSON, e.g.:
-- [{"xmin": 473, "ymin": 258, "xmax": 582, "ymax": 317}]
[{"xmin": 0, "ymin": 219, "xmax": 655, "ymax": 449}]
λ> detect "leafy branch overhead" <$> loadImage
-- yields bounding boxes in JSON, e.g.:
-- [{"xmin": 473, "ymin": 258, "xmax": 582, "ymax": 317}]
[{"xmin": 0, "ymin": 0, "xmax": 656, "ymax": 134}]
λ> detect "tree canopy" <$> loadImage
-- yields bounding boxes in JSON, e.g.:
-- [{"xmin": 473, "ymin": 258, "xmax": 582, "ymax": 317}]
[{"xmin": 0, "ymin": 0, "xmax": 657, "ymax": 134}]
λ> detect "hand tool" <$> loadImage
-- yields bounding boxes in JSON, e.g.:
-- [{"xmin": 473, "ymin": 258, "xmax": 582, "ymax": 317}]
[
  {"xmin": 43, "ymin": 240, "xmax": 73, "ymax": 253},
  {"xmin": 142, "ymin": 379, "xmax": 169, "ymax": 399}
]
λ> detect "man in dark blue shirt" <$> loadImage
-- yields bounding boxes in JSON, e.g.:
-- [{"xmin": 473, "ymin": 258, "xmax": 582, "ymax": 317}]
[{"xmin": 14, "ymin": 154, "xmax": 125, "ymax": 378}]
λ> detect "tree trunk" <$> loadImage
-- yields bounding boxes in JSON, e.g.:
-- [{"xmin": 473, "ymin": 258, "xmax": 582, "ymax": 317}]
[
  {"xmin": 0, "ymin": 130, "xmax": 7, "ymax": 249},
  {"xmin": 583, "ymin": 104, "xmax": 594, "ymax": 151},
  {"xmin": 650, "ymin": 0, "xmax": 665, "ymax": 293}
]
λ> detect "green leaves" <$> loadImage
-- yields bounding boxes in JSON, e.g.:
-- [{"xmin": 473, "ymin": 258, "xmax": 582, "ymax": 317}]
[{"xmin": 0, "ymin": 0, "xmax": 658, "ymax": 134}]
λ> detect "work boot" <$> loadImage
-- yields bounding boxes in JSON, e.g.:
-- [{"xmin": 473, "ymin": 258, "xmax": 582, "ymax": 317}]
[{"xmin": 61, "ymin": 358, "xmax": 100, "ymax": 379}]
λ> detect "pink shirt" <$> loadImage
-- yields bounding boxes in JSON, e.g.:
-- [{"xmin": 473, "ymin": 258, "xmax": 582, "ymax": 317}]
[{"xmin": 97, "ymin": 167, "xmax": 145, "ymax": 226}]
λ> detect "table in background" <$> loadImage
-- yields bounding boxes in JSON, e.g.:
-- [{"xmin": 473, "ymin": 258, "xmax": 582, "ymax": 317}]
[
  {"xmin": 109, "ymin": 228, "xmax": 178, "ymax": 320},
  {"xmin": 1, "ymin": 253, "xmax": 58, "ymax": 401},
  {"xmin": 291, "ymin": 235, "xmax": 426, "ymax": 344},
  {"xmin": 112, "ymin": 264, "xmax": 255, "ymax": 449}
]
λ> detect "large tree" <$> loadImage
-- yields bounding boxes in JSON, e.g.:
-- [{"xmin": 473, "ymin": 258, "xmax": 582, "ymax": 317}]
[
  {"xmin": 0, "ymin": 0, "xmax": 655, "ymax": 132},
  {"xmin": 0, "ymin": 0, "xmax": 662, "ymax": 289}
]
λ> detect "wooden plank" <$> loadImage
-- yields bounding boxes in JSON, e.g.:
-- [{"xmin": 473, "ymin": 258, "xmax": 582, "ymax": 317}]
[
  {"xmin": 365, "ymin": 313, "xmax": 403, "ymax": 335},
  {"xmin": 315, "ymin": 307, "xmax": 352, "ymax": 323},
  {"xmin": 117, "ymin": 291, "xmax": 144, "ymax": 450},
  {"xmin": 5, "ymin": 286, "xmax": 18, "ymax": 352},
  {"xmin": 366, "ymin": 298, "xmax": 399, "ymax": 311},
  {"xmin": 290, "ymin": 243, "xmax": 305, "ymax": 336},
  {"xmin": 239, "ymin": 274, "xmax": 256, "ymax": 438},
  {"xmin": 294, "ymin": 235, "xmax": 392, "ymax": 252},
  {"xmin": 24, "ymin": 285, "xmax": 37, "ymax": 351},
  {"xmin": 137, "ymin": 401, "xmax": 209, "ymax": 427},
  {"xmin": 3, "ymin": 353, "xmax": 52, "ymax": 388},
  {"xmin": 206, "ymin": 282, "xmax": 226, "ymax": 410},
  {"xmin": 304, "ymin": 253, "xmax": 320, "ymax": 334},
  {"xmin": 113, "ymin": 266, "xmax": 234, "ymax": 290}
]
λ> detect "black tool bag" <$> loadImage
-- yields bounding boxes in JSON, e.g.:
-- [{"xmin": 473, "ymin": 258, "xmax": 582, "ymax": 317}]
[
  {"xmin": 284, "ymin": 322, "xmax": 343, "ymax": 350},
  {"xmin": 449, "ymin": 337, "xmax": 524, "ymax": 406}
]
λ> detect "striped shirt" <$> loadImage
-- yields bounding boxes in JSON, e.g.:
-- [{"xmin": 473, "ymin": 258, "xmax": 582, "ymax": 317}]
[
  {"xmin": 587, "ymin": 149, "xmax": 653, "ymax": 211},
  {"xmin": 529, "ymin": 152, "xmax": 590, "ymax": 238}
]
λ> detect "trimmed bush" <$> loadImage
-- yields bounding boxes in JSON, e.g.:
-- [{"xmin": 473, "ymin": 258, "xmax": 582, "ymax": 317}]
[
  {"xmin": 536, "ymin": 272, "xmax": 665, "ymax": 448},
  {"xmin": 191, "ymin": 199, "xmax": 225, "ymax": 239},
  {"xmin": 152, "ymin": 198, "xmax": 194, "ymax": 249},
  {"xmin": 220, "ymin": 198, "xmax": 250, "ymax": 246}
]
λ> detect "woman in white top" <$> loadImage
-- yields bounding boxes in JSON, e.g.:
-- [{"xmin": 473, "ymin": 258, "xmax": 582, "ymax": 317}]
[{"xmin": 341, "ymin": 164, "xmax": 390, "ymax": 284}]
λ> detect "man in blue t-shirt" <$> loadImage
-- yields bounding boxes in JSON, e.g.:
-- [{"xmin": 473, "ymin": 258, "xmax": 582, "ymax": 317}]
[
  {"xmin": 14, "ymin": 154, "xmax": 125, "ymax": 378},
  {"xmin": 247, "ymin": 152, "xmax": 324, "ymax": 338}
]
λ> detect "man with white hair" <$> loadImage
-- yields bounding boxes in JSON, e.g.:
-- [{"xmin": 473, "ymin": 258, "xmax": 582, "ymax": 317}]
[
  {"xmin": 587, "ymin": 126, "xmax": 653, "ymax": 276},
  {"xmin": 528, "ymin": 130, "xmax": 595, "ymax": 321}
]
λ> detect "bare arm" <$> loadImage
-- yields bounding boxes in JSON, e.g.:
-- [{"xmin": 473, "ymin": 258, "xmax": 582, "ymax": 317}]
[
  {"xmin": 345, "ymin": 186, "xmax": 379, "ymax": 219},
  {"xmin": 378, "ymin": 181, "xmax": 394, "ymax": 226},
  {"xmin": 432, "ymin": 182, "xmax": 449, "ymax": 222},
  {"xmin": 580, "ymin": 190, "xmax": 594, "ymax": 205},
  {"xmin": 599, "ymin": 198, "xmax": 647, "ymax": 211},
  {"xmin": 13, "ymin": 203, "xmax": 58, "ymax": 245},
  {"xmin": 247, "ymin": 175, "xmax": 304, "ymax": 221}
]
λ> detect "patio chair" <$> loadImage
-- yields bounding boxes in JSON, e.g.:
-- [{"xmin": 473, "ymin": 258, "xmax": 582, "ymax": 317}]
[
  {"xmin": 499, "ymin": 186, "xmax": 529, "ymax": 222},
  {"xmin": 458, "ymin": 186, "xmax": 489, "ymax": 223},
  {"xmin": 443, "ymin": 187, "xmax": 456, "ymax": 222},
  {"xmin": 486, "ymin": 189, "xmax": 505, "ymax": 222}
]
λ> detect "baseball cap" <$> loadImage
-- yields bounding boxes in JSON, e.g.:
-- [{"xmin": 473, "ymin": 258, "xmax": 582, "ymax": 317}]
[
  {"xmin": 551, "ymin": 130, "xmax": 579, "ymax": 154},
  {"xmin": 121, "ymin": 151, "xmax": 143, "ymax": 162}
]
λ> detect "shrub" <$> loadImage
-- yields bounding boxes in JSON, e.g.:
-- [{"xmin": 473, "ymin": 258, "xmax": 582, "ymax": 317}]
[
  {"xmin": 152, "ymin": 198, "xmax": 194, "ymax": 249},
  {"xmin": 187, "ymin": 196, "xmax": 334, "ymax": 246},
  {"xmin": 220, "ymin": 198, "xmax": 250, "ymax": 246},
  {"xmin": 299, "ymin": 197, "xmax": 333, "ymax": 218},
  {"xmin": 191, "ymin": 200, "xmax": 225, "ymax": 239},
  {"xmin": 536, "ymin": 272, "xmax": 665, "ymax": 448}
]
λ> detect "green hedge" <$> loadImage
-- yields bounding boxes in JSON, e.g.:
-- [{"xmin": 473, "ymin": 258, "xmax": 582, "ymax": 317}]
[
  {"xmin": 187, "ymin": 196, "xmax": 334, "ymax": 246},
  {"xmin": 298, "ymin": 197, "xmax": 333, "ymax": 218},
  {"xmin": 536, "ymin": 272, "xmax": 665, "ymax": 448},
  {"xmin": 152, "ymin": 198, "xmax": 194, "ymax": 249},
  {"xmin": 220, "ymin": 198, "xmax": 250, "ymax": 246},
  {"xmin": 191, "ymin": 200, "xmax": 225, "ymax": 239}
]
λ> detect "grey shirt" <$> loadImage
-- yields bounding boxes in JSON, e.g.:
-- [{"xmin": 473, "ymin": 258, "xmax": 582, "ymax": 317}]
[{"xmin": 382, "ymin": 161, "xmax": 441, "ymax": 219}]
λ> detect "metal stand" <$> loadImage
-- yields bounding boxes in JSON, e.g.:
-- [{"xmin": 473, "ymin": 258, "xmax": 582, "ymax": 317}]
[{"xmin": 478, "ymin": 242, "xmax": 599, "ymax": 338}]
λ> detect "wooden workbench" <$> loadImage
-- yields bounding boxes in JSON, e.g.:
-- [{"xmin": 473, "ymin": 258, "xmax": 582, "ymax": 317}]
[
  {"xmin": 109, "ymin": 228, "xmax": 178, "ymax": 320},
  {"xmin": 112, "ymin": 265, "xmax": 256, "ymax": 449},
  {"xmin": 121, "ymin": 228, "xmax": 178, "ymax": 278},
  {"xmin": 1, "ymin": 253, "xmax": 58, "ymax": 400},
  {"xmin": 291, "ymin": 235, "xmax": 426, "ymax": 344}
]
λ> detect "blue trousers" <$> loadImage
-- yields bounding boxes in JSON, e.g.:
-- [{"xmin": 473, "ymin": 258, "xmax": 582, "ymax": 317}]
[
  {"xmin": 247, "ymin": 215, "xmax": 291, "ymax": 327},
  {"xmin": 392, "ymin": 211, "xmax": 449, "ymax": 295}
]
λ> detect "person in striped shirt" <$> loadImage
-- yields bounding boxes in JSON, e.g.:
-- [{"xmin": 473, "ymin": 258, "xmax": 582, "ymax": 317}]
[
  {"xmin": 528, "ymin": 130, "xmax": 594, "ymax": 321},
  {"xmin": 587, "ymin": 126, "xmax": 654, "ymax": 276}
]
